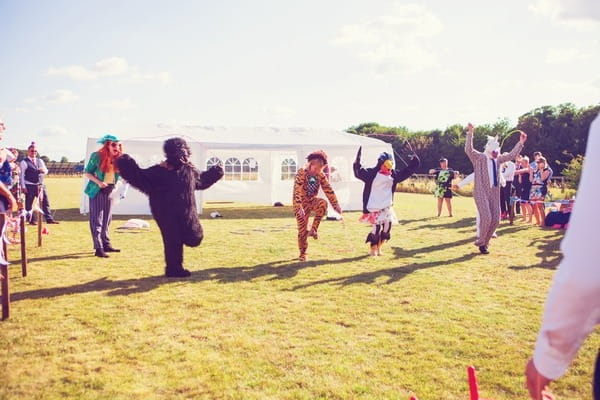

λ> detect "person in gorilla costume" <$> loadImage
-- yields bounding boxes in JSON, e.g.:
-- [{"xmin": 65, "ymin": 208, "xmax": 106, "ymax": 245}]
[{"xmin": 117, "ymin": 138, "xmax": 223, "ymax": 277}]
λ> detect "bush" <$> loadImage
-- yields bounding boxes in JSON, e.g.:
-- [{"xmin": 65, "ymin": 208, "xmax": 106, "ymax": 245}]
[{"xmin": 561, "ymin": 155, "xmax": 584, "ymax": 190}]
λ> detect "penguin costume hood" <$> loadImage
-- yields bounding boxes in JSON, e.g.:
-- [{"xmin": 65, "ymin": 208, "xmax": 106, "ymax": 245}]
[{"xmin": 353, "ymin": 144, "xmax": 420, "ymax": 214}]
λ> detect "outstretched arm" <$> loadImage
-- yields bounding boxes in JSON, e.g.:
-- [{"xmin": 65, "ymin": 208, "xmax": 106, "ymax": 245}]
[
  {"xmin": 394, "ymin": 153, "xmax": 420, "ymax": 183},
  {"xmin": 116, "ymin": 154, "xmax": 154, "ymax": 195},
  {"xmin": 498, "ymin": 130, "xmax": 527, "ymax": 163},
  {"xmin": 196, "ymin": 165, "xmax": 224, "ymax": 190}
]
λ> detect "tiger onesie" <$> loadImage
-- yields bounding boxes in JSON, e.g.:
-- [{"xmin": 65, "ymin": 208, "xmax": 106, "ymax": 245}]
[{"xmin": 292, "ymin": 151, "xmax": 341, "ymax": 261}]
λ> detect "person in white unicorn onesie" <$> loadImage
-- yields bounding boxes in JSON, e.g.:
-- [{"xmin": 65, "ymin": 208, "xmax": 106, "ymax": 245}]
[{"xmin": 464, "ymin": 123, "xmax": 526, "ymax": 254}]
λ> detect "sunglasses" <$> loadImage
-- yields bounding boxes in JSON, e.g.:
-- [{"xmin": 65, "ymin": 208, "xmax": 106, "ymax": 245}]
[{"xmin": 109, "ymin": 142, "xmax": 120, "ymax": 148}]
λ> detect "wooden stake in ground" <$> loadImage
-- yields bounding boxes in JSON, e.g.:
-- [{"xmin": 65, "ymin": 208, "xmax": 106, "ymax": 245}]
[
  {"xmin": 20, "ymin": 212, "xmax": 27, "ymax": 277},
  {"xmin": 0, "ymin": 213, "xmax": 9, "ymax": 320},
  {"xmin": 37, "ymin": 184, "xmax": 44, "ymax": 247},
  {"xmin": 37, "ymin": 211, "xmax": 42, "ymax": 247}
]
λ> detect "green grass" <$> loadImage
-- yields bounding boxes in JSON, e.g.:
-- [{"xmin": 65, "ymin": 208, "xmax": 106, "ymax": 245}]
[{"xmin": 1, "ymin": 177, "xmax": 597, "ymax": 399}]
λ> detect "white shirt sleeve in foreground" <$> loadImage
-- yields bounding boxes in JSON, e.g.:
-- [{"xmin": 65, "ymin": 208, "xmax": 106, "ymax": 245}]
[
  {"xmin": 533, "ymin": 113, "xmax": 600, "ymax": 380},
  {"xmin": 457, "ymin": 172, "xmax": 474, "ymax": 189}
]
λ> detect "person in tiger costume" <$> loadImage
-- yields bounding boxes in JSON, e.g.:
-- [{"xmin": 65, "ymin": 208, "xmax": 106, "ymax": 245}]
[{"xmin": 293, "ymin": 150, "xmax": 342, "ymax": 262}]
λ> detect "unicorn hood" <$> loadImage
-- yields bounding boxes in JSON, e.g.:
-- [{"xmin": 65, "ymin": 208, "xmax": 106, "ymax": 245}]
[{"xmin": 484, "ymin": 135, "xmax": 500, "ymax": 159}]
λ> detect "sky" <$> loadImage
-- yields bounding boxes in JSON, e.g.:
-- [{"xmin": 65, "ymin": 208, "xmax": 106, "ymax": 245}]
[{"xmin": 0, "ymin": 0, "xmax": 599, "ymax": 161}]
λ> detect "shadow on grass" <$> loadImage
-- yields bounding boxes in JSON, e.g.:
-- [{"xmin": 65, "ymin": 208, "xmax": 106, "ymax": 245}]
[
  {"xmin": 202, "ymin": 205, "xmax": 295, "ymax": 220},
  {"xmin": 509, "ymin": 230, "xmax": 564, "ymax": 271},
  {"xmin": 406, "ymin": 217, "xmax": 477, "ymax": 231},
  {"xmin": 291, "ymin": 252, "xmax": 479, "ymax": 290},
  {"xmin": 51, "ymin": 208, "xmax": 156, "ymax": 222},
  {"xmin": 54, "ymin": 205, "xmax": 304, "ymax": 221},
  {"xmin": 193, "ymin": 255, "xmax": 370, "ymax": 283},
  {"xmin": 10, "ymin": 255, "xmax": 370, "ymax": 300},
  {"xmin": 393, "ymin": 225, "xmax": 526, "ymax": 259},
  {"xmin": 19, "ymin": 252, "xmax": 93, "ymax": 263}
]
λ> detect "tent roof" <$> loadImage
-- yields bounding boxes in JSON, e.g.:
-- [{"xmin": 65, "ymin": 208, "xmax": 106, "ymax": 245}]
[{"xmin": 117, "ymin": 127, "xmax": 387, "ymax": 148}]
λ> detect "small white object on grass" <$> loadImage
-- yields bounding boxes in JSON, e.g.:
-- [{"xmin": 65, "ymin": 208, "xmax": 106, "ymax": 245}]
[{"xmin": 118, "ymin": 219, "xmax": 150, "ymax": 230}]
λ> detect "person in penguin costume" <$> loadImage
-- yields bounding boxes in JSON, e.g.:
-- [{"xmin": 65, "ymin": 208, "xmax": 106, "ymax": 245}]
[{"xmin": 353, "ymin": 142, "xmax": 420, "ymax": 256}]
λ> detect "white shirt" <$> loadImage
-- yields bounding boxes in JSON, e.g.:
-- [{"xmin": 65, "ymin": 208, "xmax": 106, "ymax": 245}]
[
  {"xmin": 501, "ymin": 161, "xmax": 516, "ymax": 182},
  {"xmin": 366, "ymin": 172, "xmax": 394, "ymax": 211},
  {"xmin": 486, "ymin": 156, "xmax": 500, "ymax": 188},
  {"xmin": 0, "ymin": 148, "xmax": 15, "ymax": 164},
  {"xmin": 457, "ymin": 172, "xmax": 474, "ymax": 189},
  {"xmin": 19, "ymin": 157, "xmax": 48, "ymax": 187},
  {"xmin": 533, "ymin": 113, "xmax": 600, "ymax": 380}
]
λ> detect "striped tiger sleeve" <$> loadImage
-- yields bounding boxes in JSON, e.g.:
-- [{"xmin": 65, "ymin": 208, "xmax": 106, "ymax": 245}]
[{"xmin": 318, "ymin": 172, "xmax": 339, "ymax": 210}]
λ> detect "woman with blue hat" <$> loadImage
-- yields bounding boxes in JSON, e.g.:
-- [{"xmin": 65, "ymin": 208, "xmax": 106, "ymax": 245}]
[{"xmin": 83, "ymin": 134, "xmax": 123, "ymax": 258}]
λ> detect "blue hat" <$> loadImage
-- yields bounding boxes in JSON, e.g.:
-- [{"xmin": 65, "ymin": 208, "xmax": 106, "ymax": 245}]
[
  {"xmin": 378, "ymin": 152, "xmax": 392, "ymax": 162},
  {"xmin": 97, "ymin": 134, "xmax": 120, "ymax": 144}
]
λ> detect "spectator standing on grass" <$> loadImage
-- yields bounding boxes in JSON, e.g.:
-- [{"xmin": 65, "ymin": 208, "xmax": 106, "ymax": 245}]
[
  {"xmin": 512, "ymin": 155, "xmax": 524, "ymax": 215},
  {"xmin": 515, "ymin": 156, "xmax": 533, "ymax": 223},
  {"xmin": 428, "ymin": 157, "xmax": 459, "ymax": 217},
  {"xmin": 531, "ymin": 151, "xmax": 554, "ymax": 179},
  {"xmin": 83, "ymin": 134, "xmax": 123, "ymax": 258},
  {"xmin": 500, "ymin": 159, "xmax": 516, "ymax": 220},
  {"xmin": 529, "ymin": 156, "xmax": 551, "ymax": 227},
  {"xmin": 19, "ymin": 142, "xmax": 59, "ymax": 225},
  {"xmin": 525, "ymin": 113, "xmax": 600, "ymax": 400}
]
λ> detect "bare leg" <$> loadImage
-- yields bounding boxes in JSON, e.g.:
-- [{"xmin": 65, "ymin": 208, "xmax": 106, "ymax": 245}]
[
  {"xmin": 437, "ymin": 198, "xmax": 443, "ymax": 217},
  {"xmin": 445, "ymin": 198, "xmax": 453, "ymax": 217}
]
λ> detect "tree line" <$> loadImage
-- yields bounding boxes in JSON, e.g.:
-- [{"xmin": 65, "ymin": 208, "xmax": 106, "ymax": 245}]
[
  {"xmin": 11, "ymin": 149, "xmax": 71, "ymax": 164},
  {"xmin": 346, "ymin": 103, "xmax": 600, "ymax": 180}
]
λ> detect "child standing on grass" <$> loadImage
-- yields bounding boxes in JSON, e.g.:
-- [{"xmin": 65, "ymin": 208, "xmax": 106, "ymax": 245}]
[
  {"xmin": 428, "ymin": 158, "xmax": 459, "ymax": 217},
  {"xmin": 293, "ymin": 150, "xmax": 342, "ymax": 262}
]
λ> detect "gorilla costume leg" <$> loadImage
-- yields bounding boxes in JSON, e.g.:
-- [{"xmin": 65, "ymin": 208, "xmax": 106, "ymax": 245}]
[{"xmin": 156, "ymin": 216, "xmax": 189, "ymax": 277}]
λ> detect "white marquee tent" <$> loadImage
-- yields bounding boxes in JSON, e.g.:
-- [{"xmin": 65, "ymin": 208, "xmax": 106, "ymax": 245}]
[{"xmin": 80, "ymin": 127, "xmax": 393, "ymax": 215}]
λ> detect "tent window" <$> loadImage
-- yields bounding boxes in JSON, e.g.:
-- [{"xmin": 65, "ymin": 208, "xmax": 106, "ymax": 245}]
[
  {"xmin": 224, "ymin": 157, "xmax": 242, "ymax": 180},
  {"xmin": 281, "ymin": 158, "xmax": 297, "ymax": 180},
  {"xmin": 242, "ymin": 158, "xmax": 259, "ymax": 181},
  {"xmin": 206, "ymin": 157, "xmax": 222, "ymax": 169}
]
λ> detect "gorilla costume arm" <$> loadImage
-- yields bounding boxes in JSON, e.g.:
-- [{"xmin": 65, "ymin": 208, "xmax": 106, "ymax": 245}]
[
  {"xmin": 196, "ymin": 165, "xmax": 223, "ymax": 190},
  {"xmin": 116, "ymin": 154, "xmax": 157, "ymax": 195},
  {"xmin": 195, "ymin": 165, "xmax": 224, "ymax": 190}
]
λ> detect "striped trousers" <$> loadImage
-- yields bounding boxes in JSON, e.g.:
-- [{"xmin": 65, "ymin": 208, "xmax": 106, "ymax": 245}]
[
  {"xmin": 89, "ymin": 187, "xmax": 114, "ymax": 250},
  {"xmin": 295, "ymin": 197, "xmax": 327, "ymax": 257}
]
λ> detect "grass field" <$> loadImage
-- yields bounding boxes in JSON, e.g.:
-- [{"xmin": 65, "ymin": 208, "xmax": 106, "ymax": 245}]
[{"xmin": 1, "ymin": 177, "xmax": 597, "ymax": 399}]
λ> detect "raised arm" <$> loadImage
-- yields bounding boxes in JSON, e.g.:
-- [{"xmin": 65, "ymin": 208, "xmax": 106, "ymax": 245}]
[
  {"xmin": 464, "ymin": 122, "xmax": 479, "ymax": 162},
  {"xmin": 353, "ymin": 146, "xmax": 370, "ymax": 182},
  {"xmin": 195, "ymin": 165, "xmax": 224, "ymax": 190},
  {"xmin": 498, "ymin": 130, "xmax": 527, "ymax": 164}
]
